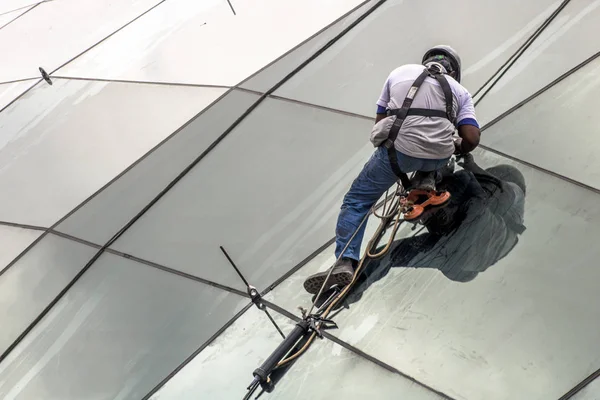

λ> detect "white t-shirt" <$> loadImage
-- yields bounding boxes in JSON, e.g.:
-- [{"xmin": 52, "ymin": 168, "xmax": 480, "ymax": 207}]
[{"xmin": 376, "ymin": 64, "xmax": 479, "ymax": 159}]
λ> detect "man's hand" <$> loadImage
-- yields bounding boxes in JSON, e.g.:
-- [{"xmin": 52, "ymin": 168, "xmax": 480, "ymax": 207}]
[{"xmin": 454, "ymin": 137, "xmax": 463, "ymax": 155}]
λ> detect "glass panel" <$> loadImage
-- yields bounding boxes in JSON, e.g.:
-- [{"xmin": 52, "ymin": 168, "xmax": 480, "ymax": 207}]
[
  {"xmin": 269, "ymin": 148, "xmax": 600, "ymax": 400},
  {"xmin": 112, "ymin": 97, "xmax": 375, "ymax": 291},
  {"xmin": 0, "ymin": 233, "xmax": 95, "ymax": 354},
  {"xmin": 149, "ymin": 306, "xmax": 295, "ymax": 400},
  {"xmin": 0, "ymin": 78, "xmax": 225, "ymax": 226},
  {"xmin": 0, "ymin": 225, "xmax": 41, "ymax": 268},
  {"xmin": 0, "ymin": 0, "xmax": 36, "ymax": 15},
  {"xmin": 275, "ymin": 0, "xmax": 560, "ymax": 117},
  {"xmin": 56, "ymin": 0, "xmax": 231, "ymax": 83},
  {"xmin": 267, "ymin": 339, "xmax": 444, "ymax": 400},
  {"xmin": 56, "ymin": 89, "xmax": 257, "ymax": 245},
  {"xmin": 239, "ymin": 1, "xmax": 375, "ymax": 93},
  {"xmin": 150, "ymin": 306, "xmax": 444, "ymax": 400},
  {"xmin": 571, "ymin": 376, "xmax": 600, "ymax": 400},
  {"xmin": 0, "ymin": 6, "xmax": 31, "ymax": 28},
  {"xmin": 0, "ymin": 79, "xmax": 36, "ymax": 110},
  {"xmin": 57, "ymin": 0, "xmax": 365, "ymax": 85},
  {"xmin": 481, "ymin": 55, "xmax": 600, "ymax": 189},
  {"xmin": 476, "ymin": 0, "xmax": 600, "ymax": 125},
  {"xmin": 0, "ymin": 252, "xmax": 248, "ymax": 400},
  {"xmin": 0, "ymin": 0, "xmax": 160, "ymax": 82}
]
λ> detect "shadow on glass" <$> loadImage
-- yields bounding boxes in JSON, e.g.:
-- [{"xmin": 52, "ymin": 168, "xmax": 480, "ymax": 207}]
[{"xmin": 318, "ymin": 153, "xmax": 527, "ymax": 308}]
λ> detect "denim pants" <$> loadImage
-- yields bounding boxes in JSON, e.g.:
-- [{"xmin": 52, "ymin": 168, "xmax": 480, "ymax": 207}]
[{"xmin": 335, "ymin": 147, "xmax": 450, "ymax": 261}]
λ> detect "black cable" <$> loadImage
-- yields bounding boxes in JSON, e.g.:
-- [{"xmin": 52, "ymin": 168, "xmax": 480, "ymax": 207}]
[
  {"xmin": 220, "ymin": 246, "xmax": 251, "ymax": 288},
  {"xmin": 263, "ymin": 308, "xmax": 286, "ymax": 339},
  {"xmin": 219, "ymin": 246, "xmax": 286, "ymax": 339},
  {"xmin": 0, "ymin": 77, "xmax": 38, "ymax": 85},
  {"xmin": 0, "ymin": 220, "xmax": 46, "ymax": 231},
  {"xmin": 480, "ymin": 49, "xmax": 600, "ymax": 132},
  {"xmin": 225, "ymin": 0, "xmax": 236, "ymax": 15},
  {"xmin": 471, "ymin": 0, "xmax": 570, "ymax": 98},
  {"xmin": 474, "ymin": 0, "xmax": 572, "ymax": 106},
  {"xmin": 558, "ymin": 367, "xmax": 600, "ymax": 400}
]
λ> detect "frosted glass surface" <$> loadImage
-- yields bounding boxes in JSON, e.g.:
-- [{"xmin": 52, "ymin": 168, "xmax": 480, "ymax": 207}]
[
  {"xmin": 0, "ymin": 0, "xmax": 37, "ymax": 15},
  {"xmin": 275, "ymin": 0, "xmax": 560, "ymax": 117},
  {"xmin": 57, "ymin": 0, "xmax": 365, "ymax": 85},
  {"xmin": 0, "ymin": 252, "xmax": 248, "ymax": 400},
  {"xmin": 267, "ymin": 332, "xmax": 445, "ymax": 400},
  {"xmin": 0, "ymin": 0, "xmax": 160, "ymax": 82},
  {"xmin": 481, "ymin": 55, "xmax": 600, "ymax": 189},
  {"xmin": 0, "ymin": 225, "xmax": 41, "ymax": 269},
  {"xmin": 56, "ymin": 89, "xmax": 256, "ymax": 245},
  {"xmin": 0, "ymin": 6, "xmax": 31, "ymax": 28},
  {"xmin": 149, "ymin": 307, "xmax": 295, "ymax": 400},
  {"xmin": 571, "ymin": 376, "xmax": 600, "ymax": 400},
  {"xmin": 240, "ymin": 1, "xmax": 375, "ymax": 93},
  {"xmin": 0, "ymin": 80, "xmax": 36, "ymax": 110},
  {"xmin": 112, "ymin": 97, "xmax": 375, "ymax": 291},
  {"xmin": 0, "ymin": 79, "xmax": 225, "ymax": 226},
  {"xmin": 0, "ymin": 233, "xmax": 95, "ymax": 354},
  {"xmin": 476, "ymin": 0, "xmax": 600, "ymax": 125}
]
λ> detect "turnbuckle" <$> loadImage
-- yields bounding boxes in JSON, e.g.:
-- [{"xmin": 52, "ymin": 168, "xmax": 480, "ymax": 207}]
[{"xmin": 247, "ymin": 285, "xmax": 265, "ymax": 310}]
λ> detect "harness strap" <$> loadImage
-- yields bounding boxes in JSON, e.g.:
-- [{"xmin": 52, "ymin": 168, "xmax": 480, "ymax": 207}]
[
  {"xmin": 432, "ymin": 73, "xmax": 454, "ymax": 123},
  {"xmin": 388, "ymin": 108, "xmax": 449, "ymax": 119},
  {"xmin": 381, "ymin": 66, "xmax": 455, "ymax": 188},
  {"xmin": 383, "ymin": 68, "xmax": 430, "ymax": 189}
]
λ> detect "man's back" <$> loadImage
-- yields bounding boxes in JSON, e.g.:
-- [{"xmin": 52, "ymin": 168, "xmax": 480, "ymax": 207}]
[{"xmin": 376, "ymin": 64, "xmax": 477, "ymax": 160}]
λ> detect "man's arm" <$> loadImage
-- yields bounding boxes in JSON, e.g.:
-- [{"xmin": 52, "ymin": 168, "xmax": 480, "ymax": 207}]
[
  {"xmin": 456, "ymin": 124, "xmax": 480, "ymax": 154},
  {"xmin": 375, "ymin": 105, "xmax": 387, "ymax": 123},
  {"xmin": 375, "ymin": 76, "xmax": 391, "ymax": 124},
  {"xmin": 454, "ymin": 89, "xmax": 481, "ymax": 154}
]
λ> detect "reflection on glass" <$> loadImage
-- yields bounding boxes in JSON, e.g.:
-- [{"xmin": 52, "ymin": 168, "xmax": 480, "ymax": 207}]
[
  {"xmin": 0, "ymin": 253, "xmax": 248, "ymax": 400},
  {"xmin": 347, "ymin": 154, "xmax": 526, "ymax": 301},
  {"xmin": 149, "ymin": 307, "xmax": 294, "ymax": 400},
  {"xmin": 0, "ymin": 233, "xmax": 94, "ymax": 354},
  {"xmin": 0, "ymin": 225, "xmax": 41, "ymax": 268},
  {"xmin": 266, "ymin": 332, "xmax": 445, "ymax": 400},
  {"xmin": 277, "ymin": 148, "xmax": 600, "ymax": 400},
  {"xmin": 480, "ymin": 55, "xmax": 600, "ymax": 189}
]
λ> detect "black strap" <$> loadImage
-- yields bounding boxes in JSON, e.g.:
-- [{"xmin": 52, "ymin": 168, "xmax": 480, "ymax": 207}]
[
  {"xmin": 383, "ymin": 68, "xmax": 431, "ymax": 188},
  {"xmin": 380, "ymin": 66, "xmax": 456, "ymax": 188},
  {"xmin": 388, "ymin": 108, "xmax": 449, "ymax": 119},
  {"xmin": 432, "ymin": 73, "xmax": 454, "ymax": 123}
]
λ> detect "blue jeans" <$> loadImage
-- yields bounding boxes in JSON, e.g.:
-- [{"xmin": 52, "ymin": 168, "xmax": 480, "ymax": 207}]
[{"xmin": 335, "ymin": 147, "xmax": 450, "ymax": 261}]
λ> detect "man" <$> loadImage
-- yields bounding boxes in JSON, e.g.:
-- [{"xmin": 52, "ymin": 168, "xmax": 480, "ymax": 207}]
[{"xmin": 303, "ymin": 45, "xmax": 481, "ymax": 295}]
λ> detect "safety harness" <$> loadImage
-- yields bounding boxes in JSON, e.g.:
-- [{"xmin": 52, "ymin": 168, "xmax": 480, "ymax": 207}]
[{"xmin": 380, "ymin": 66, "xmax": 455, "ymax": 190}]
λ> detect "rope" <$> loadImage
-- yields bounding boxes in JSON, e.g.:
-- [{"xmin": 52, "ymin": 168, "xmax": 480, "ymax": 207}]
[{"xmin": 275, "ymin": 184, "xmax": 406, "ymax": 368}]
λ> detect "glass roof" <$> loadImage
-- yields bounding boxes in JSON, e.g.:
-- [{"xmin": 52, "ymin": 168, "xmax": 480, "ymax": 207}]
[{"xmin": 1, "ymin": 0, "xmax": 599, "ymax": 399}]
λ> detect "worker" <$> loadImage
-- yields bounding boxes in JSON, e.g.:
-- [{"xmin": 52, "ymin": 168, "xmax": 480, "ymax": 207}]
[{"xmin": 303, "ymin": 45, "xmax": 481, "ymax": 295}]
